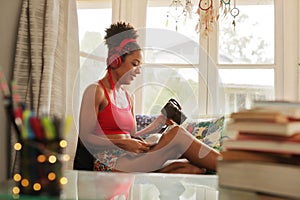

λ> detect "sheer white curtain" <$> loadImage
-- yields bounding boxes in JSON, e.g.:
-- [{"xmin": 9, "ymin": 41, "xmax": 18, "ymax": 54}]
[
  {"xmin": 112, "ymin": 0, "xmax": 148, "ymax": 28},
  {"xmin": 13, "ymin": 0, "xmax": 79, "ymax": 169}
]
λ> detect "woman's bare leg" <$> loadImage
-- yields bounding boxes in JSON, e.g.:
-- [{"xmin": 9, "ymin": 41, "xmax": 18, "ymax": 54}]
[
  {"xmin": 150, "ymin": 126, "xmax": 220, "ymax": 171},
  {"xmin": 156, "ymin": 159, "xmax": 207, "ymax": 174},
  {"xmin": 115, "ymin": 126, "xmax": 220, "ymax": 172}
]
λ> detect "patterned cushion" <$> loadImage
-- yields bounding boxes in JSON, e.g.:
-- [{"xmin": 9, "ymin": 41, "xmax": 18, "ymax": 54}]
[
  {"xmin": 181, "ymin": 116, "xmax": 225, "ymax": 151},
  {"xmin": 135, "ymin": 114, "xmax": 157, "ymax": 131}
]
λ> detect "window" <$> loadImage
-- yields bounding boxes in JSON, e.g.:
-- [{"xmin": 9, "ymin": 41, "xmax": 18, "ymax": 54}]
[
  {"xmin": 142, "ymin": 0, "xmax": 276, "ymax": 117},
  {"xmin": 77, "ymin": 0, "xmax": 112, "ymax": 97},
  {"xmin": 142, "ymin": 1, "xmax": 202, "ymax": 117},
  {"xmin": 217, "ymin": 0, "xmax": 275, "ymax": 113},
  {"xmin": 76, "ymin": 0, "xmax": 290, "ymax": 117},
  {"xmin": 218, "ymin": 1, "xmax": 274, "ymax": 64}
]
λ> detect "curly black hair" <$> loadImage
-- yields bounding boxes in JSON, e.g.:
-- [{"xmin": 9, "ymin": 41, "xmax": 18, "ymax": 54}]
[{"xmin": 104, "ymin": 22, "xmax": 139, "ymax": 50}]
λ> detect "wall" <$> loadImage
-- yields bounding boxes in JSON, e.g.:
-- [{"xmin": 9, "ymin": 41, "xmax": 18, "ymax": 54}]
[
  {"xmin": 299, "ymin": 0, "xmax": 300, "ymax": 101},
  {"xmin": 0, "ymin": 0, "xmax": 22, "ymax": 181}
]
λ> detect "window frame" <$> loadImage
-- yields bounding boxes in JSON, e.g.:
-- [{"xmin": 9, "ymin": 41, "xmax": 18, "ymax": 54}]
[
  {"xmin": 145, "ymin": 0, "xmax": 282, "ymax": 116},
  {"xmin": 76, "ymin": 0, "xmax": 299, "ymax": 116}
]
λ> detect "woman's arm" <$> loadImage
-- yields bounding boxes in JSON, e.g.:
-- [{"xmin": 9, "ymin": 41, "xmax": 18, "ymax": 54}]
[
  {"xmin": 128, "ymin": 94, "xmax": 164, "ymax": 137},
  {"xmin": 78, "ymin": 84, "xmax": 120, "ymax": 151},
  {"xmin": 133, "ymin": 114, "xmax": 170, "ymax": 137}
]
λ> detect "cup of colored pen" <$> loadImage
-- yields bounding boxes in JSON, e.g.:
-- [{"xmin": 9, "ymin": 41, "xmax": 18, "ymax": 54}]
[{"xmin": 15, "ymin": 112, "xmax": 68, "ymax": 197}]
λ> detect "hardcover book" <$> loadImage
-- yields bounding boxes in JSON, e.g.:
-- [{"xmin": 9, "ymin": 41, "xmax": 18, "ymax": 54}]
[
  {"xmin": 251, "ymin": 100, "xmax": 300, "ymax": 118},
  {"xmin": 226, "ymin": 121, "xmax": 300, "ymax": 136},
  {"xmin": 220, "ymin": 150, "xmax": 300, "ymax": 164},
  {"xmin": 218, "ymin": 161, "xmax": 300, "ymax": 199},
  {"xmin": 222, "ymin": 138, "xmax": 300, "ymax": 155}
]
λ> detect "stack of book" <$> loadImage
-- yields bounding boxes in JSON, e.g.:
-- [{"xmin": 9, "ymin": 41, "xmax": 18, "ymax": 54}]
[{"xmin": 218, "ymin": 101, "xmax": 300, "ymax": 199}]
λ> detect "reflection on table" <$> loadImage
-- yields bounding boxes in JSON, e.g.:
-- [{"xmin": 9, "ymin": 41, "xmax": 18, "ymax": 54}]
[
  {"xmin": 62, "ymin": 170, "xmax": 218, "ymax": 200},
  {"xmin": 1, "ymin": 170, "xmax": 289, "ymax": 200}
]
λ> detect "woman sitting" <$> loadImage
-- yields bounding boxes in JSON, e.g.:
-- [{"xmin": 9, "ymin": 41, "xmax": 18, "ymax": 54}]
[{"xmin": 73, "ymin": 22, "xmax": 220, "ymax": 174}]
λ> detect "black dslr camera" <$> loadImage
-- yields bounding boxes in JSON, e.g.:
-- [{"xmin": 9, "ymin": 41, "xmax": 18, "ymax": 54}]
[{"xmin": 161, "ymin": 98, "xmax": 187, "ymax": 125}]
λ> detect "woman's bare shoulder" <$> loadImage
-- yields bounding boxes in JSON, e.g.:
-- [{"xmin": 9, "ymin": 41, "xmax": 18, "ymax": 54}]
[{"xmin": 81, "ymin": 82, "xmax": 106, "ymax": 101}]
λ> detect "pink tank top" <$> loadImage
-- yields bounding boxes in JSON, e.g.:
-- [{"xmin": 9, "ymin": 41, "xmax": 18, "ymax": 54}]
[{"xmin": 96, "ymin": 70, "xmax": 135, "ymax": 135}]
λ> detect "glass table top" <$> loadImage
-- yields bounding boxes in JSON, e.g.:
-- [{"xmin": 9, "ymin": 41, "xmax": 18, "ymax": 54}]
[{"xmin": 0, "ymin": 170, "xmax": 288, "ymax": 200}]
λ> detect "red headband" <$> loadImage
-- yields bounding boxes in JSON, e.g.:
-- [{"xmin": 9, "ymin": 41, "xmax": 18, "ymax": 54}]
[
  {"xmin": 106, "ymin": 38, "xmax": 138, "ymax": 69},
  {"xmin": 114, "ymin": 38, "xmax": 137, "ymax": 52}
]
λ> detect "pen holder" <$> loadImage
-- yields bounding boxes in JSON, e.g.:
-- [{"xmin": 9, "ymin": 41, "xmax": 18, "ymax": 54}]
[{"xmin": 17, "ymin": 139, "xmax": 63, "ymax": 196}]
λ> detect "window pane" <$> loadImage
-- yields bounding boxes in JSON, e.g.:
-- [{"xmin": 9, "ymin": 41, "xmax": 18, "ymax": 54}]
[
  {"xmin": 77, "ymin": 8, "xmax": 112, "ymax": 55},
  {"xmin": 145, "ymin": 1, "xmax": 201, "ymax": 115},
  {"xmin": 219, "ymin": 69, "xmax": 274, "ymax": 114},
  {"xmin": 144, "ymin": 47, "xmax": 198, "ymax": 65},
  {"xmin": 141, "ymin": 67, "xmax": 199, "ymax": 117},
  {"xmin": 147, "ymin": 6, "xmax": 199, "ymax": 42},
  {"xmin": 218, "ymin": 1, "xmax": 274, "ymax": 64},
  {"xmin": 146, "ymin": 5, "xmax": 199, "ymax": 64},
  {"xmin": 77, "ymin": 7, "xmax": 112, "ymax": 94}
]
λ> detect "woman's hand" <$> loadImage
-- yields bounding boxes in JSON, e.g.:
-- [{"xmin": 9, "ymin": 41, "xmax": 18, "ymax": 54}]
[{"xmin": 119, "ymin": 138, "xmax": 151, "ymax": 156}]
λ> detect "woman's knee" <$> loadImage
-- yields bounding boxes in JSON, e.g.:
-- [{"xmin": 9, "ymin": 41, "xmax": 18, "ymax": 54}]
[
  {"xmin": 166, "ymin": 126, "xmax": 191, "ymax": 140},
  {"xmin": 162, "ymin": 126, "xmax": 181, "ymax": 141},
  {"xmin": 167, "ymin": 125, "xmax": 185, "ymax": 135},
  {"xmin": 165, "ymin": 125, "xmax": 195, "ymax": 149}
]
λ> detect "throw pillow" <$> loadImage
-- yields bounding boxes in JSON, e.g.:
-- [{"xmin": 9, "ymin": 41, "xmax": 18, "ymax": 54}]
[
  {"xmin": 182, "ymin": 116, "xmax": 225, "ymax": 151},
  {"xmin": 135, "ymin": 114, "xmax": 157, "ymax": 131}
]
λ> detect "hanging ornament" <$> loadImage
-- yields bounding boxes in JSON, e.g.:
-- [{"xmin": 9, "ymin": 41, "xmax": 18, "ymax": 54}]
[
  {"xmin": 166, "ymin": 12, "xmax": 169, "ymax": 27},
  {"xmin": 166, "ymin": 0, "xmax": 185, "ymax": 31},
  {"xmin": 185, "ymin": 0, "xmax": 194, "ymax": 18},
  {"xmin": 230, "ymin": 0, "xmax": 239, "ymax": 30},
  {"xmin": 195, "ymin": 0, "xmax": 240, "ymax": 35},
  {"xmin": 183, "ymin": 0, "xmax": 194, "ymax": 25},
  {"xmin": 165, "ymin": 0, "xmax": 199, "ymax": 31},
  {"xmin": 220, "ymin": 0, "xmax": 231, "ymax": 17},
  {"xmin": 196, "ymin": 0, "xmax": 217, "ymax": 36},
  {"xmin": 199, "ymin": 0, "xmax": 213, "ymax": 11}
]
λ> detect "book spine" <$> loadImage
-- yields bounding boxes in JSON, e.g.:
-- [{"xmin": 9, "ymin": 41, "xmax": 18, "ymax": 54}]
[{"xmin": 218, "ymin": 161, "xmax": 300, "ymax": 199}]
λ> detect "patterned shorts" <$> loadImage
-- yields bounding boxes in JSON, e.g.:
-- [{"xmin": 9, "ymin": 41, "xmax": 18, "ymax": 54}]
[{"xmin": 94, "ymin": 148, "xmax": 126, "ymax": 172}]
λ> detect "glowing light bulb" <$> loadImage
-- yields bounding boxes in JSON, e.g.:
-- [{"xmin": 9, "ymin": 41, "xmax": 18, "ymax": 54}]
[
  {"xmin": 13, "ymin": 174, "xmax": 21, "ymax": 182},
  {"xmin": 59, "ymin": 140, "xmax": 68, "ymax": 148},
  {"xmin": 60, "ymin": 177, "xmax": 68, "ymax": 185},
  {"xmin": 48, "ymin": 155, "xmax": 57, "ymax": 163},
  {"xmin": 37, "ymin": 155, "xmax": 46, "ymax": 163},
  {"xmin": 14, "ymin": 143, "xmax": 22, "ymax": 151},
  {"xmin": 62, "ymin": 154, "xmax": 70, "ymax": 162},
  {"xmin": 21, "ymin": 179, "xmax": 29, "ymax": 187},
  {"xmin": 48, "ymin": 172, "xmax": 56, "ymax": 181},
  {"xmin": 33, "ymin": 183, "xmax": 41, "ymax": 191},
  {"xmin": 12, "ymin": 186, "xmax": 20, "ymax": 194}
]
